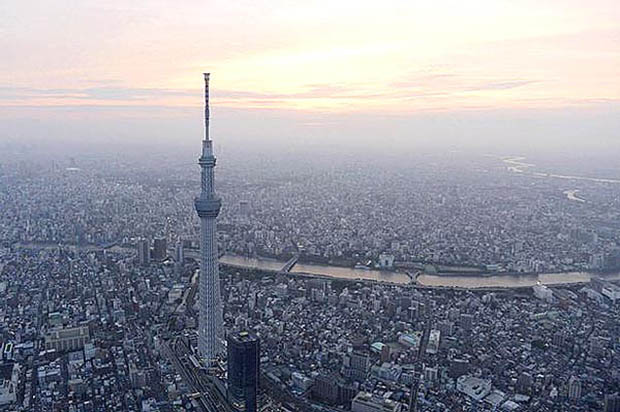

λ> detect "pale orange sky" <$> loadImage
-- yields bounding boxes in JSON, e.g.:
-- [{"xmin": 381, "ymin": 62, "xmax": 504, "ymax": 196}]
[{"xmin": 1, "ymin": 0, "xmax": 619, "ymax": 113}]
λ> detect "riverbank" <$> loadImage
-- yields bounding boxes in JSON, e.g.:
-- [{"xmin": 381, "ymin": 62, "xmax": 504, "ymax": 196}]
[
  {"xmin": 10, "ymin": 243, "xmax": 620, "ymax": 290},
  {"xmin": 220, "ymin": 254, "xmax": 620, "ymax": 289},
  {"xmin": 221, "ymin": 261, "xmax": 620, "ymax": 292}
]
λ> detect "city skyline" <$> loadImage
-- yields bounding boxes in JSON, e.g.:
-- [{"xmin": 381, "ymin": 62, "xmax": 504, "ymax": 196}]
[{"xmin": 1, "ymin": 2, "xmax": 620, "ymax": 411}]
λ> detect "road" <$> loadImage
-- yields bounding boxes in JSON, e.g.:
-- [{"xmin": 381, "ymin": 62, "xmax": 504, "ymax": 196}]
[{"xmin": 162, "ymin": 338, "xmax": 232, "ymax": 412}]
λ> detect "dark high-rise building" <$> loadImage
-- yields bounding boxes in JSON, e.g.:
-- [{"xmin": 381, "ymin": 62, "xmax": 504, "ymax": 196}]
[
  {"xmin": 409, "ymin": 376, "xmax": 420, "ymax": 412},
  {"xmin": 312, "ymin": 373, "xmax": 338, "ymax": 405},
  {"xmin": 337, "ymin": 381, "xmax": 358, "ymax": 405},
  {"xmin": 137, "ymin": 239, "xmax": 150, "ymax": 266},
  {"xmin": 568, "ymin": 376, "xmax": 581, "ymax": 401},
  {"xmin": 152, "ymin": 238, "xmax": 167, "ymax": 261},
  {"xmin": 606, "ymin": 393, "xmax": 620, "ymax": 412},
  {"xmin": 516, "ymin": 372, "xmax": 533, "ymax": 394},
  {"xmin": 448, "ymin": 358, "xmax": 469, "ymax": 378},
  {"xmin": 239, "ymin": 200, "xmax": 250, "ymax": 216},
  {"xmin": 175, "ymin": 241, "xmax": 184, "ymax": 264},
  {"xmin": 380, "ymin": 344, "xmax": 391, "ymax": 363},
  {"xmin": 460, "ymin": 313, "xmax": 474, "ymax": 331},
  {"xmin": 348, "ymin": 352, "xmax": 369, "ymax": 381},
  {"xmin": 228, "ymin": 331, "xmax": 259, "ymax": 412}
]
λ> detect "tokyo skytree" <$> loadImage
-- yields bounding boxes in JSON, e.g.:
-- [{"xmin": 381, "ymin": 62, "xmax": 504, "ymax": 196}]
[{"xmin": 194, "ymin": 73, "xmax": 223, "ymax": 362}]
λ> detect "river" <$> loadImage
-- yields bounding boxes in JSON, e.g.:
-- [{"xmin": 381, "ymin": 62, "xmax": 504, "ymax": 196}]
[
  {"xmin": 293, "ymin": 261, "xmax": 411, "ymax": 284},
  {"xmin": 502, "ymin": 156, "xmax": 620, "ymax": 184},
  {"xmin": 219, "ymin": 255, "xmax": 286, "ymax": 272},
  {"xmin": 220, "ymin": 255, "xmax": 411, "ymax": 284},
  {"xmin": 417, "ymin": 271, "xmax": 620, "ymax": 288},
  {"xmin": 219, "ymin": 254, "xmax": 620, "ymax": 288},
  {"xmin": 563, "ymin": 189, "xmax": 586, "ymax": 203}
]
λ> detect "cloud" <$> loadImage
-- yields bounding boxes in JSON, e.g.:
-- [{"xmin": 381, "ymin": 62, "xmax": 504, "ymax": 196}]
[
  {"xmin": 390, "ymin": 72, "xmax": 538, "ymax": 94},
  {"xmin": 0, "ymin": 83, "xmax": 386, "ymax": 104},
  {"xmin": 0, "ymin": 86, "xmax": 198, "ymax": 101},
  {"xmin": 389, "ymin": 73, "xmax": 458, "ymax": 89},
  {"xmin": 466, "ymin": 80, "xmax": 537, "ymax": 91}
]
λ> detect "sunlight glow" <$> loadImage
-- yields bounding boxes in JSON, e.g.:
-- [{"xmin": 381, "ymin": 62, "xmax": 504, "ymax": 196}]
[{"xmin": 1, "ymin": 0, "xmax": 618, "ymax": 112}]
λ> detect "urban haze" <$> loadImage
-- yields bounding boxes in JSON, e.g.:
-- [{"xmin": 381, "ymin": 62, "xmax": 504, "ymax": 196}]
[{"xmin": 1, "ymin": 1, "xmax": 620, "ymax": 412}]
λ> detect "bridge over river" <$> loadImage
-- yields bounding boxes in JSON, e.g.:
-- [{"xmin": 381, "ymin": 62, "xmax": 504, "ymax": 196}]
[
  {"xmin": 13, "ymin": 243, "xmax": 620, "ymax": 289},
  {"xmin": 216, "ymin": 254, "xmax": 620, "ymax": 289}
]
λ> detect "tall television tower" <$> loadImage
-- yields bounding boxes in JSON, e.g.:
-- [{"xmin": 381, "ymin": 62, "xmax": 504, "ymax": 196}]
[{"xmin": 195, "ymin": 73, "xmax": 223, "ymax": 362}]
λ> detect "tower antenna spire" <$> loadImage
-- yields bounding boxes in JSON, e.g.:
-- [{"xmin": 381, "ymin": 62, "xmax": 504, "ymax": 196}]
[{"xmin": 204, "ymin": 72, "xmax": 210, "ymax": 142}]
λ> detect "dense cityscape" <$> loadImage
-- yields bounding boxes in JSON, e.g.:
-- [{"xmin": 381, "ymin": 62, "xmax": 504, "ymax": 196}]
[
  {"xmin": 2, "ymin": 137, "xmax": 620, "ymax": 412},
  {"xmin": 3, "ymin": 0, "xmax": 620, "ymax": 410},
  {"xmin": 2, "ymin": 150, "xmax": 620, "ymax": 275}
]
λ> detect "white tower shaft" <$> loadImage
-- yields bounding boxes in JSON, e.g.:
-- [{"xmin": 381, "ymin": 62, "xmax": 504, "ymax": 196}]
[{"xmin": 195, "ymin": 73, "xmax": 223, "ymax": 362}]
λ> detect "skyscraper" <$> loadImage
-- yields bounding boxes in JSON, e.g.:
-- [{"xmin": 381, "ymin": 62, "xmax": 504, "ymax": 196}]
[
  {"xmin": 194, "ymin": 73, "xmax": 223, "ymax": 362},
  {"xmin": 568, "ymin": 376, "xmax": 582, "ymax": 401},
  {"xmin": 137, "ymin": 238, "xmax": 150, "ymax": 266},
  {"xmin": 152, "ymin": 237, "xmax": 167, "ymax": 261},
  {"xmin": 227, "ymin": 331, "xmax": 260, "ymax": 412},
  {"xmin": 408, "ymin": 375, "xmax": 420, "ymax": 412},
  {"xmin": 605, "ymin": 393, "xmax": 620, "ymax": 412},
  {"xmin": 175, "ymin": 240, "xmax": 184, "ymax": 264}
]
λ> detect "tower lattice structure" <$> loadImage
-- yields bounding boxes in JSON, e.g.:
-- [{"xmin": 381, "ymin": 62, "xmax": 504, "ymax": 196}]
[{"xmin": 194, "ymin": 73, "xmax": 223, "ymax": 362}]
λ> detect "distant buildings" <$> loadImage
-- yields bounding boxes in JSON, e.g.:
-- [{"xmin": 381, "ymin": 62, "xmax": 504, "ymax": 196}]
[
  {"xmin": 533, "ymin": 284, "xmax": 554, "ymax": 302},
  {"xmin": 312, "ymin": 374, "xmax": 338, "ymax": 405},
  {"xmin": 568, "ymin": 376, "xmax": 582, "ymax": 401},
  {"xmin": 398, "ymin": 332, "xmax": 421, "ymax": 348},
  {"xmin": 457, "ymin": 375, "xmax": 492, "ymax": 401},
  {"xmin": 291, "ymin": 371, "xmax": 313, "ymax": 392},
  {"xmin": 459, "ymin": 313, "xmax": 474, "ymax": 331},
  {"xmin": 345, "ymin": 352, "xmax": 369, "ymax": 381},
  {"xmin": 3, "ymin": 240, "xmax": 620, "ymax": 411},
  {"xmin": 425, "ymin": 329, "xmax": 440, "ymax": 354},
  {"xmin": 44, "ymin": 325, "xmax": 90, "ymax": 352},
  {"xmin": 423, "ymin": 366, "xmax": 438, "ymax": 383},
  {"xmin": 605, "ymin": 393, "xmax": 620, "ymax": 412},
  {"xmin": 0, "ymin": 362, "xmax": 18, "ymax": 406},
  {"xmin": 377, "ymin": 253, "xmax": 395, "ymax": 269},
  {"xmin": 380, "ymin": 344, "xmax": 391, "ymax": 363},
  {"xmin": 227, "ymin": 331, "xmax": 260, "ymax": 412},
  {"xmin": 449, "ymin": 358, "xmax": 469, "ymax": 379},
  {"xmin": 137, "ymin": 238, "xmax": 150, "ymax": 265},
  {"xmin": 4, "ymin": 134, "xmax": 620, "ymax": 411},
  {"xmin": 239, "ymin": 201, "xmax": 250, "ymax": 216},
  {"xmin": 591, "ymin": 277, "xmax": 620, "ymax": 304},
  {"xmin": 601, "ymin": 283, "xmax": 620, "ymax": 304},
  {"xmin": 152, "ymin": 237, "xmax": 167, "ymax": 261},
  {"xmin": 175, "ymin": 240, "xmax": 184, "ymax": 263},
  {"xmin": 352, "ymin": 391, "xmax": 402, "ymax": 412}
]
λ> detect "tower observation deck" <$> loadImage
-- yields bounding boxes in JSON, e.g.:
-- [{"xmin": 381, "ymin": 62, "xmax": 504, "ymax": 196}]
[{"xmin": 195, "ymin": 73, "xmax": 223, "ymax": 362}]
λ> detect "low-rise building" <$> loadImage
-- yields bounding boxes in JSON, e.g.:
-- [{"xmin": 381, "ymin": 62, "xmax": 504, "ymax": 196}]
[
  {"xmin": 0, "ymin": 362, "xmax": 19, "ymax": 406},
  {"xmin": 44, "ymin": 325, "xmax": 90, "ymax": 352},
  {"xmin": 352, "ymin": 391, "xmax": 402, "ymax": 412},
  {"xmin": 457, "ymin": 375, "xmax": 492, "ymax": 401}
]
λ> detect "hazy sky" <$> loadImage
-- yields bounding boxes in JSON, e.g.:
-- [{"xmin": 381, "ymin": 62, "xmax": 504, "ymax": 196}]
[{"xmin": 1, "ymin": 0, "xmax": 619, "ymax": 153}]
